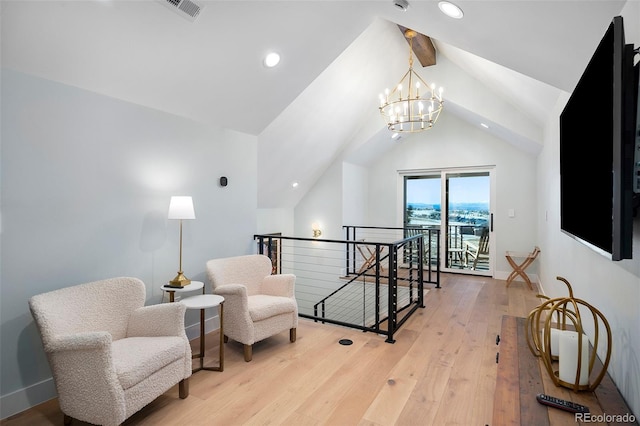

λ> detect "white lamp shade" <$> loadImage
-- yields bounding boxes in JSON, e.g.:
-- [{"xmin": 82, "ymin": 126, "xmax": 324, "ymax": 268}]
[{"xmin": 168, "ymin": 196, "xmax": 195, "ymax": 220}]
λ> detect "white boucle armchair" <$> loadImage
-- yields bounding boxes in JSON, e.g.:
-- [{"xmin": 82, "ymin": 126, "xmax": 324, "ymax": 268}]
[
  {"xmin": 28, "ymin": 277, "xmax": 192, "ymax": 426},
  {"xmin": 206, "ymin": 254, "xmax": 298, "ymax": 362}
]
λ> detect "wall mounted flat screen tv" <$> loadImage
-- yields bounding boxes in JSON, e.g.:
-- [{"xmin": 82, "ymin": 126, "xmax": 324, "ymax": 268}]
[{"xmin": 560, "ymin": 15, "xmax": 638, "ymax": 261}]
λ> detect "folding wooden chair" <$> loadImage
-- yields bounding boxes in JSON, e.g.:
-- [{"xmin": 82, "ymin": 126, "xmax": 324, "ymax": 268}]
[
  {"xmin": 356, "ymin": 240, "xmax": 385, "ymax": 274},
  {"xmin": 464, "ymin": 227, "xmax": 490, "ymax": 270},
  {"xmin": 505, "ymin": 246, "xmax": 540, "ymax": 290}
]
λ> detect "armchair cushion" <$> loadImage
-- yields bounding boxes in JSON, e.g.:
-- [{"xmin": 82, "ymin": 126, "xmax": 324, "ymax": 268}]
[
  {"xmin": 248, "ymin": 295, "xmax": 297, "ymax": 322},
  {"xmin": 112, "ymin": 336, "xmax": 187, "ymax": 390}
]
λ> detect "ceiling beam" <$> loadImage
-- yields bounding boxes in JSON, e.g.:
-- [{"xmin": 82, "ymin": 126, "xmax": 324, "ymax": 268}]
[{"xmin": 397, "ymin": 25, "xmax": 436, "ymax": 67}]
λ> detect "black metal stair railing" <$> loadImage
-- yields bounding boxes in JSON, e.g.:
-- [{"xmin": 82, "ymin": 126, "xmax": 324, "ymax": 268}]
[{"xmin": 254, "ymin": 226, "xmax": 440, "ymax": 343}]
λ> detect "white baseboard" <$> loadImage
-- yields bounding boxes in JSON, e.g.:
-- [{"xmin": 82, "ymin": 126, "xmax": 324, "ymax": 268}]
[
  {"xmin": 0, "ymin": 378, "xmax": 56, "ymax": 420},
  {"xmin": 0, "ymin": 315, "xmax": 220, "ymax": 420}
]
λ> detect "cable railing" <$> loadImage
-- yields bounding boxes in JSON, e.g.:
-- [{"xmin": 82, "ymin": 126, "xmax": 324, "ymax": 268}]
[
  {"xmin": 343, "ymin": 225, "xmax": 440, "ymax": 285},
  {"xmin": 254, "ymin": 226, "xmax": 440, "ymax": 343}
]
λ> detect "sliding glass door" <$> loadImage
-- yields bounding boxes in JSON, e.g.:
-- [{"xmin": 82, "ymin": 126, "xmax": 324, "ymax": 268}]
[{"xmin": 404, "ymin": 168, "xmax": 493, "ymax": 275}]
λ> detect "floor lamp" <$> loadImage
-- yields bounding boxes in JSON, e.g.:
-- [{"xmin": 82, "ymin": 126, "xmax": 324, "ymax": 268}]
[{"xmin": 168, "ymin": 196, "xmax": 195, "ymax": 287}]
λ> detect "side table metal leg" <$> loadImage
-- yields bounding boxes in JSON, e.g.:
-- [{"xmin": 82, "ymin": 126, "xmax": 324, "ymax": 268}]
[
  {"xmin": 191, "ymin": 302, "xmax": 224, "ymax": 372},
  {"xmin": 218, "ymin": 302, "xmax": 224, "ymax": 372},
  {"xmin": 199, "ymin": 308, "xmax": 205, "ymax": 370}
]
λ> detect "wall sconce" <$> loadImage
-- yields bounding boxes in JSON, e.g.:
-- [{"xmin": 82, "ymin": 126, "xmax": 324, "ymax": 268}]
[{"xmin": 312, "ymin": 223, "xmax": 322, "ymax": 238}]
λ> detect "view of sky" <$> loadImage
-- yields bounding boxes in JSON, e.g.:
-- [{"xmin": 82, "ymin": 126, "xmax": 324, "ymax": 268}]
[{"xmin": 406, "ymin": 174, "xmax": 490, "ymax": 205}]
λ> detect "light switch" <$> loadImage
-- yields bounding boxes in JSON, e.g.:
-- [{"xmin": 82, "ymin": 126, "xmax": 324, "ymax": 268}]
[{"xmin": 508, "ymin": 209, "xmax": 515, "ymax": 218}]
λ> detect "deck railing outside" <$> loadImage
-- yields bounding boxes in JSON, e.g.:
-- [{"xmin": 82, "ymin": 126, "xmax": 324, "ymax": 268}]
[{"xmin": 254, "ymin": 226, "xmax": 440, "ymax": 343}]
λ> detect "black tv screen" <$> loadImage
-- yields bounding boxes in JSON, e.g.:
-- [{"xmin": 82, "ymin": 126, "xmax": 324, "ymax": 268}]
[{"xmin": 560, "ymin": 16, "xmax": 637, "ymax": 261}]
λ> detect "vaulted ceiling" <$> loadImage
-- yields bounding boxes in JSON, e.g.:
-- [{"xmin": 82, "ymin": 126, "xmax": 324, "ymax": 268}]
[{"xmin": 1, "ymin": 0, "xmax": 629, "ymax": 208}]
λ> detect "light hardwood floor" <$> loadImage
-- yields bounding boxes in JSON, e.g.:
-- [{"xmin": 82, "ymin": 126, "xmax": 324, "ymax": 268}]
[{"xmin": 2, "ymin": 274, "xmax": 541, "ymax": 426}]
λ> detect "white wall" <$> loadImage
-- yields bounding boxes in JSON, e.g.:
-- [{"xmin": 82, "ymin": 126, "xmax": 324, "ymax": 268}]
[
  {"xmin": 294, "ymin": 160, "xmax": 344, "ymax": 241},
  {"xmin": 257, "ymin": 208, "xmax": 294, "ymax": 236},
  {"xmin": 536, "ymin": 5, "xmax": 640, "ymax": 416},
  {"xmin": 365, "ymin": 111, "xmax": 538, "ymax": 275},
  {"xmin": 295, "ymin": 110, "xmax": 539, "ymax": 279},
  {"xmin": 342, "ymin": 162, "xmax": 369, "ymax": 227},
  {"xmin": 0, "ymin": 69, "xmax": 258, "ymax": 418}
]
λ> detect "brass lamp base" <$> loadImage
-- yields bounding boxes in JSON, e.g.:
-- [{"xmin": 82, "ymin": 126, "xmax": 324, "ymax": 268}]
[{"xmin": 168, "ymin": 271, "xmax": 191, "ymax": 288}]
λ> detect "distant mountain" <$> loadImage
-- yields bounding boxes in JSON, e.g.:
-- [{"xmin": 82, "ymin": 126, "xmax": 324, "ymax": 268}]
[
  {"xmin": 408, "ymin": 203, "xmax": 440, "ymax": 210},
  {"xmin": 449, "ymin": 202, "xmax": 489, "ymax": 211},
  {"xmin": 408, "ymin": 202, "xmax": 488, "ymax": 211}
]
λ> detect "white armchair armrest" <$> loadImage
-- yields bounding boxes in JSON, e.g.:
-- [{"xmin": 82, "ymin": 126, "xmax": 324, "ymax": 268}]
[
  {"xmin": 261, "ymin": 274, "xmax": 295, "ymax": 298},
  {"xmin": 213, "ymin": 284, "xmax": 249, "ymax": 313},
  {"xmin": 213, "ymin": 284, "xmax": 254, "ymax": 343},
  {"xmin": 213, "ymin": 283, "xmax": 247, "ymax": 297},
  {"xmin": 46, "ymin": 331, "xmax": 112, "ymax": 353},
  {"xmin": 127, "ymin": 303, "xmax": 187, "ymax": 338},
  {"xmin": 45, "ymin": 332, "xmax": 125, "ymax": 422}
]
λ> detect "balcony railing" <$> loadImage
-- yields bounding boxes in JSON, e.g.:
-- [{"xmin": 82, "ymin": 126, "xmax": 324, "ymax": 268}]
[{"xmin": 254, "ymin": 226, "xmax": 440, "ymax": 343}]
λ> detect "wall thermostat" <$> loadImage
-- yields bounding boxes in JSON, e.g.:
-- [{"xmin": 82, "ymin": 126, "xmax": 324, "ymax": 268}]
[{"xmin": 220, "ymin": 176, "xmax": 228, "ymax": 187}]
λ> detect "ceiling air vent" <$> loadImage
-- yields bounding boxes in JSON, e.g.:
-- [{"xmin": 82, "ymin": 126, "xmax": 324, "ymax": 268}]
[{"xmin": 160, "ymin": 0, "xmax": 203, "ymax": 22}]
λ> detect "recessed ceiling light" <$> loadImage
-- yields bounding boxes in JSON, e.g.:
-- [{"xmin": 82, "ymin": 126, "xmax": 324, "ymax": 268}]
[
  {"xmin": 480, "ymin": 123, "xmax": 489, "ymax": 129},
  {"xmin": 438, "ymin": 1, "xmax": 464, "ymax": 19},
  {"xmin": 291, "ymin": 182, "xmax": 299, "ymax": 188},
  {"xmin": 391, "ymin": 132, "xmax": 400, "ymax": 139},
  {"xmin": 264, "ymin": 52, "xmax": 280, "ymax": 68}
]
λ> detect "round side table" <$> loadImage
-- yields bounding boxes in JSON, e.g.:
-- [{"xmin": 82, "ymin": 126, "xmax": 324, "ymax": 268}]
[
  {"xmin": 160, "ymin": 281, "xmax": 204, "ymax": 302},
  {"xmin": 180, "ymin": 294, "xmax": 224, "ymax": 373}
]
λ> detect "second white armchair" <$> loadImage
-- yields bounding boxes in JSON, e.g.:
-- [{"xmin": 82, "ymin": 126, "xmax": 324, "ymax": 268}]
[
  {"xmin": 28, "ymin": 277, "xmax": 192, "ymax": 426},
  {"xmin": 206, "ymin": 254, "xmax": 298, "ymax": 362}
]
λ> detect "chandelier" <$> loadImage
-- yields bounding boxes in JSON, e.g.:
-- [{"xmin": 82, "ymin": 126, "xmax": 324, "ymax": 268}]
[{"xmin": 379, "ymin": 29, "xmax": 444, "ymax": 133}]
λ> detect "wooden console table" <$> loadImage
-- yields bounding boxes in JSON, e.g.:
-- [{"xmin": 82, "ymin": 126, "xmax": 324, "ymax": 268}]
[{"xmin": 493, "ymin": 315, "xmax": 637, "ymax": 425}]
